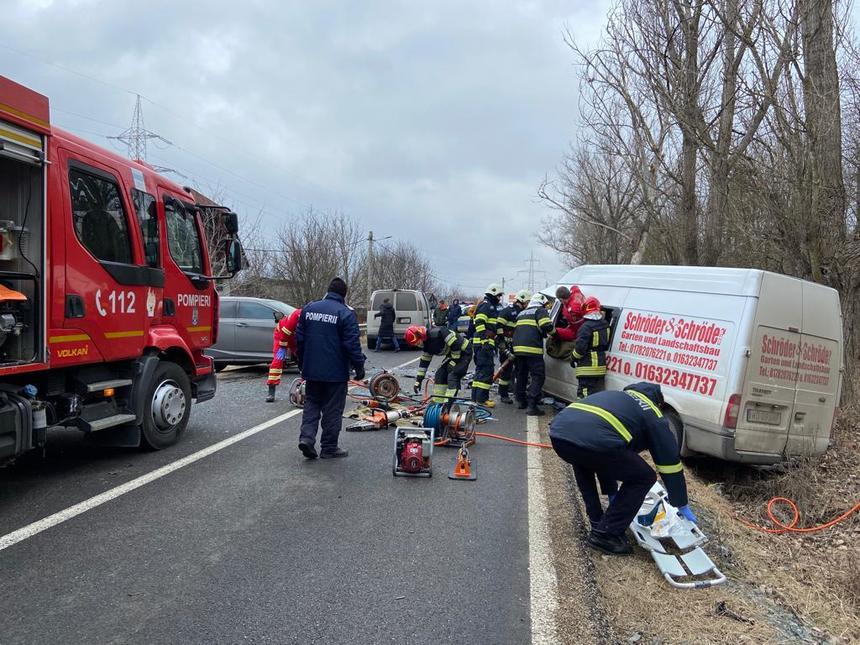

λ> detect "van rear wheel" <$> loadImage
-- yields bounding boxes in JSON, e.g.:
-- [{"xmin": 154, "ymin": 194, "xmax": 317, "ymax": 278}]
[
  {"xmin": 141, "ymin": 361, "xmax": 191, "ymax": 449},
  {"xmin": 665, "ymin": 410, "xmax": 689, "ymax": 457}
]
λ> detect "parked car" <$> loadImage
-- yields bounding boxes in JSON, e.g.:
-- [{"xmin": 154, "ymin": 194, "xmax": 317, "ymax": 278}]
[
  {"xmin": 542, "ymin": 265, "xmax": 843, "ymax": 464},
  {"xmin": 366, "ymin": 289, "xmax": 432, "ymax": 348},
  {"xmin": 207, "ymin": 296, "xmax": 296, "ymax": 370}
]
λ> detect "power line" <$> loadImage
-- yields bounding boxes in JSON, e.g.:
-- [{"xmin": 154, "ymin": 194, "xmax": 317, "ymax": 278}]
[{"xmin": 107, "ymin": 94, "xmax": 172, "ymax": 163}]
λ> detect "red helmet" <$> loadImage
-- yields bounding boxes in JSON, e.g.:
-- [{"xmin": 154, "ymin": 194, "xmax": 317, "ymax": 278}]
[
  {"xmin": 582, "ymin": 296, "xmax": 601, "ymax": 316},
  {"xmin": 405, "ymin": 325, "xmax": 428, "ymax": 347},
  {"xmin": 566, "ymin": 286, "xmax": 585, "ymax": 317}
]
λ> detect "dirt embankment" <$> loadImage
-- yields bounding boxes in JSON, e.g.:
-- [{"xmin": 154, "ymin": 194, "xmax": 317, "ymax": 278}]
[{"xmin": 537, "ymin": 410, "xmax": 860, "ymax": 644}]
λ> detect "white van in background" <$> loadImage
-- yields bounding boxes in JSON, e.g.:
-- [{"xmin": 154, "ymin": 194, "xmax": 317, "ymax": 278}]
[
  {"xmin": 366, "ymin": 289, "xmax": 433, "ymax": 347},
  {"xmin": 542, "ymin": 265, "xmax": 843, "ymax": 464}
]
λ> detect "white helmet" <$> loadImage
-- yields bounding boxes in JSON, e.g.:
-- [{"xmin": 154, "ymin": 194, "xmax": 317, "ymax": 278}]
[
  {"xmin": 485, "ymin": 283, "xmax": 503, "ymax": 297},
  {"xmin": 529, "ymin": 293, "xmax": 549, "ymax": 307},
  {"xmin": 515, "ymin": 290, "xmax": 531, "ymax": 304}
]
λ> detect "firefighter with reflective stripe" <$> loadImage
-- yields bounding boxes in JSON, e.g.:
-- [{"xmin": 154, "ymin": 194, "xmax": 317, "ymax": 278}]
[
  {"xmin": 512, "ymin": 293, "xmax": 553, "ymax": 416},
  {"xmin": 548, "ymin": 382, "xmax": 695, "ymax": 555},
  {"xmin": 470, "ymin": 284, "xmax": 503, "ymax": 407},
  {"xmin": 406, "ymin": 325, "xmax": 472, "ymax": 402},
  {"xmin": 495, "ymin": 290, "xmax": 530, "ymax": 404},
  {"xmin": 571, "ymin": 296, "xmax": 611, "ymax": 399},
  {"xmin": 266, "ymin": 308, "xmax": 302, "ymax": 402}
]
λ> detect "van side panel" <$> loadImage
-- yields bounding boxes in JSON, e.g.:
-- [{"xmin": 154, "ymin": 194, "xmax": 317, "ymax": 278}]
[
  {"xmin": 785, "ymin": 282, "xmax": 842, "ymax": 456},
  {"xmin": 735, "ymin": 274, "xmax": 803, "ymax": 455}
]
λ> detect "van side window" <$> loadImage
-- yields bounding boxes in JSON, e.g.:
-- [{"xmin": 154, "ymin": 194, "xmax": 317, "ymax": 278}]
[
  {"xmin": 132, "ymin": 189, "xmax": 159, "ymax": 268},
  {"xmin": 603, "ymin": 307, "xmax": 621, "ymax": 343},
  {"xmin": 396, "ymin": 292, "xmax": 417, "ymax": 310},
  {"xmin": 68, "ymin": 167, "xmax": 133, "ymax": 264},
  {"xmin": 164, "ymin": 199, "xmax": 204, "ymax": 274}
]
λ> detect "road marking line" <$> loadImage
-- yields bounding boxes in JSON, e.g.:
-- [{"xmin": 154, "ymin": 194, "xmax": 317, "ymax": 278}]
[
  {"xmin": 392, "ymin": 356, "xmax": 420, "ymax": 370},
  {"xmin": 0, "ymin": 408, "xmax": 303, "ymax": 553},
  {"xmin": 527, "ymin": 414, "xmax": 559, "ymax": 645}
]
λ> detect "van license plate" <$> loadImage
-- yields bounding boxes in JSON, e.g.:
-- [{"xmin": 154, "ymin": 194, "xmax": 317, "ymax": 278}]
[{"xmin": 746, "ymin": 409, "xmax": 781, "ymax": 425}]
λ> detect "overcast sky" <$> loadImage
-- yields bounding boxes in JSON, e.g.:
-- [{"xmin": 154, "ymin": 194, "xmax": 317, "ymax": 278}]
[{"xmin": 3, "ymin": 0, "xmax": 612, "ymax": 296}]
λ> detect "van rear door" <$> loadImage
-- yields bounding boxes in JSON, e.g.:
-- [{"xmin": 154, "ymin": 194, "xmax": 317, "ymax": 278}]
[
  {"xmin": 785, "ymin": 282, "xmax": 841, "ymax": 456},
  {"xmin": 734, "ymin": 274, "xmax": 802, "ymax": 455}
]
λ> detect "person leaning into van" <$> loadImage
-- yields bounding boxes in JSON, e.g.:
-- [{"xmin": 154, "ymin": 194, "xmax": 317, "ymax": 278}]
[
  {"xmin": 266, "ymin": 307, "xmax": 302, "ymax": 402},
  {"xmin": 295, "ymin": 277, "xmax": 366, "ymax": 460},
  {"xmin": 549, "ymin": 382, "xmax": 696, "ymax": 555},
  {"xmin": 373, "ymin": 298, "xmax": 400, "ymax": 351},
  {"xmin": 512, "ymin": 293, "xmax": 554, "ymax": 416},
  {"xmin": 570, "ymin": 296, "xmax": 611, "ymax": 398}
]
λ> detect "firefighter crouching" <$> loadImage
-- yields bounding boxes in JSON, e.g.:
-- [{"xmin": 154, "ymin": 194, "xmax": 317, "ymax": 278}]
[
  {"xmin": 549, "ymin": 382, "xmax": 696, "ymax": 555},
  {"xmin": 266, "ymin": 307, "xmax": 302, "ymax": 402},
  {"xmin": 471, "ymin": 284, "xmax": 504, "ymax": 407},
  {"xmin": 512, "ymin": 293, "xmax": 553, "ymax": 416},
  {"xmin": 496, "ymin": 290, "xmax": 530, "ymax": 404},
  {"xmin": 571, "ymin": 296, "xmax": 611, "ymax": 399},
  {"xmin": 406, "ymin": 325, "xmax": 472, "ymax": 402}
]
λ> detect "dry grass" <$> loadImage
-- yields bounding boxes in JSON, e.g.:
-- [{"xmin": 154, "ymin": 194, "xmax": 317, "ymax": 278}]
[{"xmin": 538, "ymin": 405, "xmax": 860, "ymax": 644}]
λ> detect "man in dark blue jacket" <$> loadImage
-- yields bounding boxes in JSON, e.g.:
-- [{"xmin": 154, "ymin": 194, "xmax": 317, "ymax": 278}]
[
  {"xmin": 447, "ymin": 299, "xmax": 462, "ymax": 331},
  {"xmin": 549, "ymin": 382, "xmax": 696, "ymax": 555},
  {"xmin": 295, "ymin": 277, "xmax": 366, "ymax": 459}
]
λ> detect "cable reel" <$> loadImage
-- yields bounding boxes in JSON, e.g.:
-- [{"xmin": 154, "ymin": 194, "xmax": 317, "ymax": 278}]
[{"xmin": 288, "ymin": 378, "xmax": 306, "ymax": 407}]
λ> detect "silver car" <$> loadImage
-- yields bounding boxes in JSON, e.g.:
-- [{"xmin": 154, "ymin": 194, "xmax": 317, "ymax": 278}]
[{"xmin": 208, "ymin": 296, "xmax": 296, "ymax": 370}]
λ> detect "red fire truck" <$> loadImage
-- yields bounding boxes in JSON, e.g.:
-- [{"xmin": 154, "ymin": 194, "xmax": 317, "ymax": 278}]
[{"xmin": 0, "ymin": 76, "xmax": 243, "ymax": 464}]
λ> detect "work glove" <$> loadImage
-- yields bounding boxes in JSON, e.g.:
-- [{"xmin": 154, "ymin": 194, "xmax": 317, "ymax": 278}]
[
  {"xmin": 413, "ymin": 380, "xmax": 422, "ymax": 394},
  {"xmin": 677, "ymin": 505, "xmax": 697, "ymax": 524},
  {"xmin": 275, "ymin": 347, "xmax": 287, "ymax": 361},
  {"xmin": 354, "ymin": 365, "xmax": 366, "ymax": 381}
]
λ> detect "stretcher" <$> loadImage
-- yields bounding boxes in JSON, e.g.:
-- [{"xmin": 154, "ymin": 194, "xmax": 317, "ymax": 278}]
[{"xmin": 628, "ymin": 482, "xmax": 727, "ymax": 589}]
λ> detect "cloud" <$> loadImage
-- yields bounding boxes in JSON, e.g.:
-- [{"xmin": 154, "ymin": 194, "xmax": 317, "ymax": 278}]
[{"xmin": 3, "ymin": 0, "xmax": 613, "ymax": 294}]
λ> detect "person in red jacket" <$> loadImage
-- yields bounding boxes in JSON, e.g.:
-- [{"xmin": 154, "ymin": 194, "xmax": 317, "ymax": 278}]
[
  {"xmin": 552, "ymin": 285, "xmax": 585, "ymax": 342},
  {"xmin": 266, "ymin": 308, "xmax": 302, "ymax": 402}
]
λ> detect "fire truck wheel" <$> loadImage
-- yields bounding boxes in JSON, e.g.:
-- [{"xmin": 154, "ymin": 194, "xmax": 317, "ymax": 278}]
[{"xmin": 141, "ymin": 361, "xmax": 191, "ymax": 449}]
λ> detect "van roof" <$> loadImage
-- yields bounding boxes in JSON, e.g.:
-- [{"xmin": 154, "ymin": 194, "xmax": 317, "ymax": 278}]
[{"xmin": 551, "ymin": 265, "xmax": 837, "ymax": 298}]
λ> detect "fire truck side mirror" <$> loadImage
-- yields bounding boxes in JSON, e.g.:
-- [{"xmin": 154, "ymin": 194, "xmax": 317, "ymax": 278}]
[
  {"xmin": 223, "ymin": 211, "xmax": 239, "ymax": 235},
  {"xmin": 225, "ymin": 239, "xmax": 243, "ymax": 276}
]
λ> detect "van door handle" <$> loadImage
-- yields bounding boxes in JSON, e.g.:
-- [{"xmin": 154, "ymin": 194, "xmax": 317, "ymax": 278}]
[
  {"xmin": 236, "ymin": 322, "xmax": 248, "ymax": 327},
  {"xmin": 794, "ymin": 412, "xmax": 806, "ymax": 421}
]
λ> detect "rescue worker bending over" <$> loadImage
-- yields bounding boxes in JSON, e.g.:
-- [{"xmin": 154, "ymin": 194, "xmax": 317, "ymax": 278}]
[
  {"xmin": 512, "ymin": 293, "xmax": 553, "ymax": 416},
  {"xmin": 549, "ymin": 382, "xmax": 695, "ymax": 555},
  {"xmin": 496, "ymin": 290, "xmax": 530, "ymax": 404},
  {"xmin": 471, "ymin": 284, "xmax": 503, "ymax": 407},
  {"xmin": 266, "ymin": 307, "xmax": 302, "ymax": 402},
  {"xmin": 406, "ymin": 325, "xmax": 472, "ymax": 402},
  {"xmin": 571, "ymin": 296, "xmax": 610, "ymax": 398}
]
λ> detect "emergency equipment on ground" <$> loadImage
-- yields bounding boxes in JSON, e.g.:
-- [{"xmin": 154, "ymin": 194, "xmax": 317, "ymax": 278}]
[{"xmin": 393, "ymin": 426, "xmax": 434, "ymax": 477}]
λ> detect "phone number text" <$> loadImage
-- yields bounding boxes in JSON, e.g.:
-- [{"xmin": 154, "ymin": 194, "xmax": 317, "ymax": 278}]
[{"xmin": 606, "ymin": 356, "xmax": 717, "ymax": 396}]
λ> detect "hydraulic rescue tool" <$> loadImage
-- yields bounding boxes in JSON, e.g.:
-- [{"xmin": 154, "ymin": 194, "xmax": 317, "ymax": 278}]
[
  {"xmin": 346, "ymin": 408, "xmax": 410, "ymax": 432},
  {"xmin": 448, "ymin": 445, "xmax": 476, "ymax": 480},
  {"xmin": 393, "ymin": 427, "xmax": 434, "ymax": 477}
]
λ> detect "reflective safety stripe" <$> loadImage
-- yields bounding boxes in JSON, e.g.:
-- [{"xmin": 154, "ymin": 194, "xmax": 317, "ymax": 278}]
[
  {"xmin": 538, "ymin": 317, "xmax": 552, "ymax": 327},
  {"xmin": 279, "ymin": 341, "xmax": 289, "ymax": 347},
  {"xmin": 472, "ymin": 380, "xmax": 492, "ymax": 390},
  {"xmin": 421, "ymin": 352, "xmax": 432, "ymax": 362},
  {"xmin": 574, "ymin": 366, "xmax": 607, "ymax": 376},
  {"xmin": 571, "ymin": 349, "xmax": 583, "ymax": 359},
  {"xmin": 417, "ymin": 369, "xmax": 427, "ymax": 377},
  {"xmin": 513, "ymin": 345, "xmax": 543, "ymax": 355},
  {"xmin": 627, "ymin": 390, "xmax": 663, "ymax": 418},
  {"xmin": 444, "ymin": 388, "xmax": 458, "ymax": 398},
  {"xmin": 431, "ymin": 396, "xmax": 446, "ymax": 403},
  {"xmin": 268, "ymin": 369, "xmax": 283, "ymax": 374},
  {"xmin": 283, "ymin": 329, "xmax": 293, "ymax": 336},
  {"xmin": 432, "ymin": 384, "xmax": 446, "ymax": 396},
  {"xmin": 498, "ymin": 379, "xmax": 510, "ymax": 386},
  {"xmin": 592, "ymin": 331, "xmax": 598, "ymax": 347},
  {"xmin": 591, "ymin": 350, "xmax": 598, "ymax": 368},
  {"xmin": 516, "ymin": 319, "xmax": 538, "ymax": 327},
  {"xmin": 566, "ymin": 402, "xmax": 632, "ymax": 442},
  {"xmin": 445, "ymin": 332, "xmax": 457, "ymax": 347},
  {"xmin": 656, "ymin": 462, "xmax": 683, "ymax": 474}
]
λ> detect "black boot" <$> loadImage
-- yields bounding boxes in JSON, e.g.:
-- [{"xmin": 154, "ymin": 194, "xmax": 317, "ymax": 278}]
[
  {"xmin": 265, "ymin": 385, "xmax": 276, "ymax": 403},
  {"xmin": 516, "ymin": 398, "xmax": 527, "ymax": 410},
  {"xmin": 587, "ymin": 530, "xmax": 633, "ymax": 555},
  {"xmin": 526, "ymin": 400, "xmax": 545, "ymax": 416},
  {"xmin": 320, "ymin": 448, "xmax": 349, "ymax": 459},
  {"xmin": 499, "ymin": 387, "xmax": 513, "ymax": 404}
]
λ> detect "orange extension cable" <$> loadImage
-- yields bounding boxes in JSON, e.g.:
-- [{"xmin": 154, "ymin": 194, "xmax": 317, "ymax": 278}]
[{"xmin": 736, "ymin": 497, "xmax": 860, "ymax": 534}]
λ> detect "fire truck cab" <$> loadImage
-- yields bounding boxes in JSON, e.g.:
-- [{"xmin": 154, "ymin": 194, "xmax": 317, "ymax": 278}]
[{"xmin": 0, "ymin": 76, "xmax": 242, "ymax": 464}]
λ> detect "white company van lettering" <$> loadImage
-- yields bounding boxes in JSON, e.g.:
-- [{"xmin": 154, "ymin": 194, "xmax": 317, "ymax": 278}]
[
  {"xmin": 608, "ymin": 309, "xmax": 733, "ymax": 398},
  {"xmin": 305, "ymin": 311, "xmax": 338, "ymax": 324},
  {"xmin": 758, "ymin": 333, "xmax": 836, "ymax": 387},
  {"xmin": 178, "ymin": 294, "xmax": 212, "ymax": 308}
]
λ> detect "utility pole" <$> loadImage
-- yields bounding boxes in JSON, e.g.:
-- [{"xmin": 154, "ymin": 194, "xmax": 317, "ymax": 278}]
[{"xmin": 367, "ymin": 230, "xmax": 374, "ymax": 305}]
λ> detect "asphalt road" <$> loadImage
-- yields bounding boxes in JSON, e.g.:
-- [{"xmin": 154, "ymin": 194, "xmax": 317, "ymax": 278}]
[{"xmin": 0, "ymin": 347, "xmax": 532, "ymax": 645}]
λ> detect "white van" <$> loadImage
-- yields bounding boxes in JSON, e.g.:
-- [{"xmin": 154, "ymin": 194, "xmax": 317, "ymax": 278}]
[
  {"xmin": 367, "ymin": 289, "xmax": 432, "ymax": 347},
  {"xmin": 542, "ymin": 265, "xmax": 843, "ymax": 464}
]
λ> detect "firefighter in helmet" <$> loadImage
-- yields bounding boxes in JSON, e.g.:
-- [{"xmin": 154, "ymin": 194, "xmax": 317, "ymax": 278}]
[
  {"xmin": 266, "ymin": 307, "xmax": 302, "ymax": 402},
  {"xmin": 571, "ymin": 296, "xmax": 611, "ymax": 398},
  {"xmin": 470, "ymin": 284, "xmax": 503, "ymax": 407},
  {"xmin": 496, "ymin": 289, "xmax": 530, "ymax": 404},
  {"xmin": 512, "ymin": 293, "xmax": 554, "ymax": 416},
  {"xmin": 406, "ymin": 325, "xmax": 472, "ymax": 402}
]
